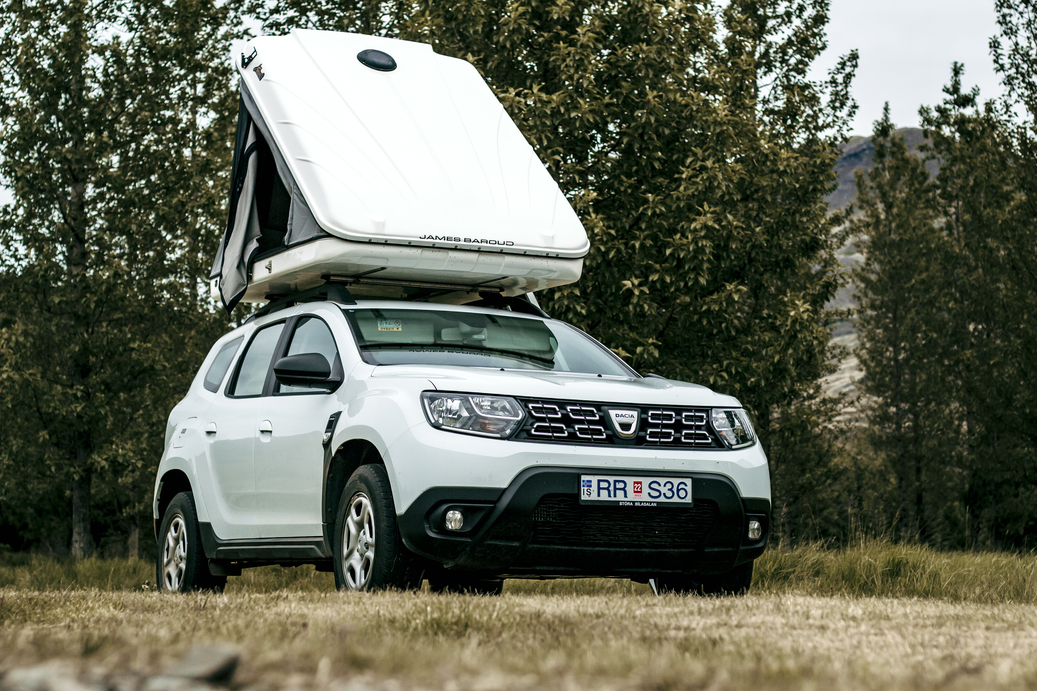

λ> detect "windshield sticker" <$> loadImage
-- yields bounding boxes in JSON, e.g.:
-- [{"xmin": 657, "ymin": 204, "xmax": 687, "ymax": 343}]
[{"xmin": 377, "ymin": 319, "xmax": 403, "ymax": 332}]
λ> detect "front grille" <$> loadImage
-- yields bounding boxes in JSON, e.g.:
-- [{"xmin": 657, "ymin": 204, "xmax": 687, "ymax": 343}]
[
  {"xmin": 530, "ymin": 494, "xmax": 720, "ymax": 549},
  {"xmin": 513, "ymin": 397, "xmax": 723, "ymax": 448}
]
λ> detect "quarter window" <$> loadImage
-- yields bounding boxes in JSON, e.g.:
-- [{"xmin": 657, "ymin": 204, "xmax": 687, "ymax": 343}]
[
  {"xmin": 232, "ymin": 323, "xmax": 285, "ymax": 397},
  {"xmin": 203, "ymin": 337, "xmax": 243, "ymax": 393}
]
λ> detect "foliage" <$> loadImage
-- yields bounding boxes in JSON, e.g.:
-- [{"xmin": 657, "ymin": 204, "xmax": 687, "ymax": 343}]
[
  {"xmin": 849, "ymin": 104, "xmax": 949, "ymax": 543},
  {"xmin": 0, "ymin": 0, "xmax": 238, "ymax": 555},
  {"xmin": 852, "ymin": 61, "xmax": 1037, "ymax": 548}
]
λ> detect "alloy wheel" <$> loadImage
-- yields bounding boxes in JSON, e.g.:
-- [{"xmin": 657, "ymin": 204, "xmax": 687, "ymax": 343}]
[
  {"xmin": 162, "ymin": 515, "xmax": 188, "ymax": 591},
  {"xmin": 342, "ymin": 492, "xmax": 376, "ymax": 589}
]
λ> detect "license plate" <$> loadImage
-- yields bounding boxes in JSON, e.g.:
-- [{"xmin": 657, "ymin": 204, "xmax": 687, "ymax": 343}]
[{"xmin": 579, "ymin": 475, "xmax": 692, "ymax": 506}]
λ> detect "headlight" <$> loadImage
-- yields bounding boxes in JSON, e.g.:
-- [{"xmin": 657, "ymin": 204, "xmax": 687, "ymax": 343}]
[
  {"xmin": 711, "ymin": 408, "xmax": 756, "ymax": 448},
  {"xmin": 421, "ymin": 392, "xmax": 525, "ymax": 438}
]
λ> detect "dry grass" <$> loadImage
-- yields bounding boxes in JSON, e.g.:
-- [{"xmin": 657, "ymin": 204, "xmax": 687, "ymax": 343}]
[
  {"xmin": 5, "ymin": 540, "xmax": 1037, "ymax": 603},
  {"xmin": 3, "ymin": 543, "xmax": 1037, "ymax": 690},
  {"xmin": 3, "ymin": 589, "xmax": 1037, "ymax": 690}
]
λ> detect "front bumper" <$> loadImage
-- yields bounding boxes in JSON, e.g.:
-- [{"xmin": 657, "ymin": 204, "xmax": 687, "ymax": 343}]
[{"xmin": 397, "ymin": 466, "xmax": 770, "ymax": 579}]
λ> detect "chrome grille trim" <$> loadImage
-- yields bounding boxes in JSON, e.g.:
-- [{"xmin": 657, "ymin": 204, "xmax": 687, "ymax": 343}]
[
  {"xmin": 528, "ymin": 403, "xmax": 562, "ymax": 419},
  {"xmin": 682, "ymin": 429, "xmax": 713, "ymax": 444},
  {"xmin": 646, "ymin": 428, "xmax": 675, "ymax": 442},
  {"xmin": 682, "ymin": 411, "xmax": 708, "ymax": 425},
  {"xmin": 530, "ymin": 422, "xmax": 568, "ymax": 438},
  {"xmin": 574, "ymin": 424, "xmax": 607, "ymax": 440},
  {"xmin": 566, "ymin": 405, "xmax": 600, "ymax": 420},
  {"xmin": 647, "ymin": 410, "xmax": 676, "ymax": 425},
  {"xmin": 513, "ymin": 397, "xmax": 723, "ymax": 448}
]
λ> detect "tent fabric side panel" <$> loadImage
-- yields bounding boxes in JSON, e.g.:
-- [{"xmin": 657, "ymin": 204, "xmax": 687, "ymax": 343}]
[
  {"xmin": 211, "ymin": 97, "xmax": 254, "ymax": 280},
  {"xmin": 240, "ymin": 83, "xmax": 325, "ymax": 248},
  {"xmin": 218, "ymin": 125, "xmax": 263, "ymax": 311},
  {"xmin": 286, "ymin": 184, "xmax": 323, "ymax": 243}
]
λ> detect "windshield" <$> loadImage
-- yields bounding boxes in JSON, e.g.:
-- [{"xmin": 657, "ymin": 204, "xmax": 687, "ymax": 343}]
[{"xmin": 342, "ymin": 308, "xmax": 634, "ymax": 376}]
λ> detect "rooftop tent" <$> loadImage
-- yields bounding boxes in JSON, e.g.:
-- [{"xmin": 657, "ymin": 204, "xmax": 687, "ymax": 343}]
[
  {"xmin": 210, "ymin": 90, "xmax": 327, "ymax": 310},
  {"xmin": 210, "ymin": 30, "xmax": 590, "ymax": 311}
]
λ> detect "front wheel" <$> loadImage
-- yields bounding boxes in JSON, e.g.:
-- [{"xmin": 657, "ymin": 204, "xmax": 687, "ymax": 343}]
[
  {"xmin": 333, "ymin": 464, "xmax": 422, "ymax": 591},
  {"xmin": 156, "ymin": 492, "xmax": 226, "ymax": 593},
  {"xmin": 652, "ymin": 560, "xmax": 754, "ymax": 597}
]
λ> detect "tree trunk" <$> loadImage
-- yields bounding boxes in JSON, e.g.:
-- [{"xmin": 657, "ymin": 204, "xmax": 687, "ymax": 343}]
[
  {"xmin": 71, "ymin": 463, "xmax": 93, "ymax": 559},
  {"xmin": 66, "ymin": 60, "xmax": 92, "ymax": 559},
  {"xmin": 128, "ymin": 523, "xmax": 140, "ymax": 560}
]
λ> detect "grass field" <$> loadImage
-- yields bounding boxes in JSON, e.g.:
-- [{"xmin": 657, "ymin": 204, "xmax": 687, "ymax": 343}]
[{"xmin": 3, "ymin": 542, "xmax": 1037, "ymax": 691}]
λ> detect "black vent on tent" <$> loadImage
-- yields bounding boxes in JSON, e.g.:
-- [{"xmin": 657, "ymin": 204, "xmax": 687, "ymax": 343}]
[{"xmin": 357, "ymin": 49, "xmax": 396, "ymax": 72}]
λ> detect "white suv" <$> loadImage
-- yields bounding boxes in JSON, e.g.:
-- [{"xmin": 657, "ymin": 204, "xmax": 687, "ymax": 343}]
[{"xmin": 153, "ymin": 289, "xmax": 770, "ymax": 594}]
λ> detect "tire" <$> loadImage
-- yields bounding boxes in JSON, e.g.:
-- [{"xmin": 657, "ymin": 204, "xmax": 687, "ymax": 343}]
[
  {"xmin": 333, "ymin": 464, "xmax": 422, "ymax": 591},
  {"xmin": 156, "ymin": 492, "xmax": 227, "ymax": 593},
  {"xmin": 652, "ymin": 560, "xmax": 754, "ymax": 597},
  {"xmin": 428, "ymin": 575, "xmax": 504, "ymax": 596}
]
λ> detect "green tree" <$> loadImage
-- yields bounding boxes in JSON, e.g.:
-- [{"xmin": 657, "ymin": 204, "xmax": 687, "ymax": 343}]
[
  {"xmin": 850, "ymin": 105, "xmax": 949, "ymax": 543},
  {"xmin": 854, "ymin": 61, "xmax": 1037, "ymax": 548},
  {"xmin": 0, "ymin": 0, "xmax": 237, "ymax": 556},
  {"xmin": 991, "ymin": 0, "xmax": 1037, "ymax": 118},
  {"xmin": 919, "ymin": 67, "xmax": 1037, "ymax": 547}
]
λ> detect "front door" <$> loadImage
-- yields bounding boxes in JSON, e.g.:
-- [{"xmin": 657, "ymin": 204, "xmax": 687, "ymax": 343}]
[{"xmin": 254, "ymin": 315, "xmax": 342, "ymax": 538}]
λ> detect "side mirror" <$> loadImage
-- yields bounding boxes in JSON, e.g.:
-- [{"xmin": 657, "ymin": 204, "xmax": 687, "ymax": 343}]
[{"xmin": 273, "ymin": 353, "xmax": 340, "ymax": 390}]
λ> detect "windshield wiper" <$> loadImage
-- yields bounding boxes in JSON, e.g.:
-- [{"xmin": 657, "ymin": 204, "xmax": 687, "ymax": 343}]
[{"xmin": 361, "ymin": 343, "xmax": 557, "ymax": 365}]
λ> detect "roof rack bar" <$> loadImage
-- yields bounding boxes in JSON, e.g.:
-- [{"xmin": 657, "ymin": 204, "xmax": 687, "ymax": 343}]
[
  {"xmin": 247, "ymin": 283, "xmax": 357, "ymax": 322},
  {"xmin": 321, "ymin": 274, "xmax": 504, "ymax": 293}
]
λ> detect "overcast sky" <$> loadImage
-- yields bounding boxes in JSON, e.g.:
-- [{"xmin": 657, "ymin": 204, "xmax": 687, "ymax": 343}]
[
  {"xmin": 814, "ymin": 0, "xmax": 1004, "ymax": 136},
  {"xmin": 0, "ymin": 1, "xmax": 1007, "ymax": 208}
]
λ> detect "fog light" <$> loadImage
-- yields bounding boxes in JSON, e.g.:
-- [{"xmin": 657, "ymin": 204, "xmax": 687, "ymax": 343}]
[
  {"xmin": 445, "ymin": 510, "xmax": 464, "ymax": 531},
  {"xmin": 748, "ymin": 520, "xmax": 762, "ymax": 540}
]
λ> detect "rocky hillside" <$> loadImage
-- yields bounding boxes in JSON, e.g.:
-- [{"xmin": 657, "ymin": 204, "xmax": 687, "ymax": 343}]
[{"xmin": 826, "ymin": 127, "xmax": 930, "ymax": 210}]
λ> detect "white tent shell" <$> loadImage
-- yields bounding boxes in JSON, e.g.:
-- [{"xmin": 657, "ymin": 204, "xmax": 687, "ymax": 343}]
[{"xmin": 211, "ymin": 30, "xmax": 589, "ymax": 310}]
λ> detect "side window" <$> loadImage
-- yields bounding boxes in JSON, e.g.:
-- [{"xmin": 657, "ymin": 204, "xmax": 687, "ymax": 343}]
[
  {"xmin": 277, "ymin": 317, "xmax": 340, "ymax": 394},
  {"xmin": 231, "ymin": 323, "xmax": 285, "ymax": 397},
  {"xmin": 203, "ymin": 337, "xmax": 243, "ymax": 393}
]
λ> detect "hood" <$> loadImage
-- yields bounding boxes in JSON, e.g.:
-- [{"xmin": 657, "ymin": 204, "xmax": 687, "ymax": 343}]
[{"xmin": 369, "ymin": 365, "xmax": 741, "ymax": 408}]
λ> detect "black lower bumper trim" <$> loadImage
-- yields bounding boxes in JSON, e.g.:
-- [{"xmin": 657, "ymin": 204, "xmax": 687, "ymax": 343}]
[{"xmin": 398, "ymin": 467, "xmax": 769, "ymax": 578}]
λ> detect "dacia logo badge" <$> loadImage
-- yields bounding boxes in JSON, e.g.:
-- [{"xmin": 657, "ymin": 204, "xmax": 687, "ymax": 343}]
[{"xmin": 607, "ymin": 409, "xmax": 640, "ymax": 438}]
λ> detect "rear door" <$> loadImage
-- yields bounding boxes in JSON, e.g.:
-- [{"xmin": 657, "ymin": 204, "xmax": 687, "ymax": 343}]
[{"xmin": 203, "ymin": 321, "xmax": 287, "ymax": 539}]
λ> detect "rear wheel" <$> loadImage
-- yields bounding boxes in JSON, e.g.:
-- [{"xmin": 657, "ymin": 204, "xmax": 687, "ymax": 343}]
[
  {"xmin": 333, "ymin": 464, "xmax": 422, "ymax": 591},
  {"xmin": 156, "ymin": 492, "xmax": 226, "ymax": 593},
  {"xmin": 652, "ymin": 560, "xmax": 754, "ymax": 596}
]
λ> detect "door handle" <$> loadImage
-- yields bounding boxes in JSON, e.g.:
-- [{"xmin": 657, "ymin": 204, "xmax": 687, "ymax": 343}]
[
  {"xmin": 259, "ymin": 420, "xmax": 273, "ymax": 434},
  {"xmin": 205, "ymin": 422, "xmax": 217, "ymax": 435}
]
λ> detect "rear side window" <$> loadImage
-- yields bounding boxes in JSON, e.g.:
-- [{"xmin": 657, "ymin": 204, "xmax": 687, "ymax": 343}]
[
  {"xmin": 202, "ymin": 337, "xmax": 243, "ymax": 393},
  {"xmin": 231, "ymin": 323, "xmax": 285, "ymax": 397}
]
